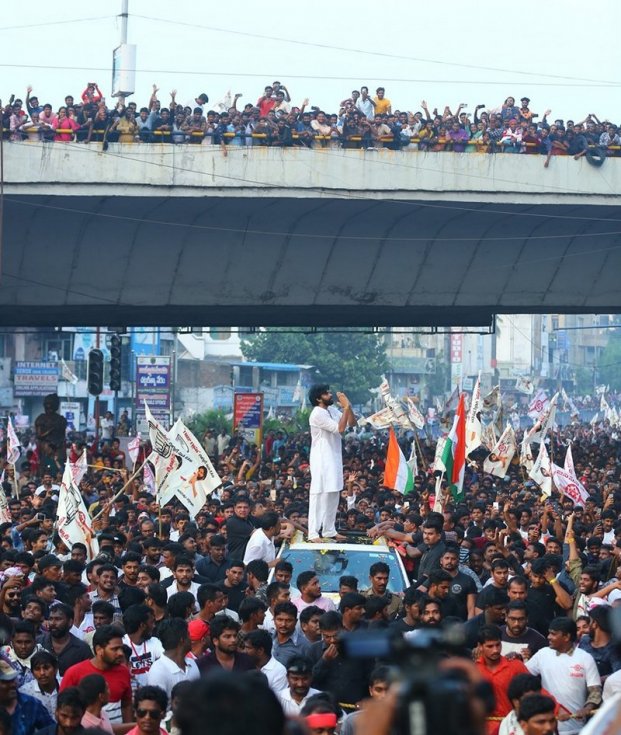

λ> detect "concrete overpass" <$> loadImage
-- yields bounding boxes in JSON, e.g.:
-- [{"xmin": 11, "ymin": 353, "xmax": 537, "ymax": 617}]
[{"xmin": 2, "ymin": 142, "xmax": 621, "ymax": 327}]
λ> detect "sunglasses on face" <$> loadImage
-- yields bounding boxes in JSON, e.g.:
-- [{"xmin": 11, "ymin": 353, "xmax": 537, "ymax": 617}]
[{"xmin": 136, "ymin": 709, "xmax": 161, "ymax": 719}]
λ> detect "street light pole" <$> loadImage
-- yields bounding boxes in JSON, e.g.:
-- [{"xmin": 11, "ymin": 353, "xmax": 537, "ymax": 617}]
[{"xmin": 120, "ymin": 0, "xmax": 129, "ymax": 45}]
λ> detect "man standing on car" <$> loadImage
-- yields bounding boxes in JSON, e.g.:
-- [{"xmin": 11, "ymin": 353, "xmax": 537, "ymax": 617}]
[{"xmin": 307, "ymin": 384, "xmax": 356, "ymax": 542}]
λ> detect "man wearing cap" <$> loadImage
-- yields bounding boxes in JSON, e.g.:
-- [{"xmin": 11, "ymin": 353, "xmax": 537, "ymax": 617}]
[
  {"xmin": 307, "ymin": 384, "xmax": 356, "ymax": 542},
  {"xmin": 0, "ymin": 658, "xmax": 54, "ymax": 735},
  {"xmin": 187, "ymin": 619, "xmax": 211, "ymax": 658},
  {"xmin": 277, "ymin": 655, "xmax": 322, "ymax": 716}
]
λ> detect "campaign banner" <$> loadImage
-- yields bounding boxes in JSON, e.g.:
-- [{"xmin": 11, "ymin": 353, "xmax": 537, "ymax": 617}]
[
  {"xmin": 60, "ymin": 401, "xmax": 81, "ymax": 431},
  {"xmin": 233, "ymin": 392, "xmax": 264, "ymax": 445},
  {"xmin": 135, "ymin": 356, "xmax": 171, "ymax": 425},
  {"xmin": 14, "ymin": 362, "xmax": 59, "ymax": 396}
]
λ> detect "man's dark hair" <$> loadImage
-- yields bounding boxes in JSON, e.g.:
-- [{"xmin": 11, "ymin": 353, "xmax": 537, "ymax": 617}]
[
  {"xmin": 339, "ymin": 592, "xmax": 366, "ymax": 613},
  {"xmin": 257, "ymin": 512, "xmax": 279, "ymax": 531},
  {"xmin": 121, "ymin": 552, "xmax": 142, "ymax": 567},
  {"xmin": 138, "ymin": 565, "xmax": 160, "ymax": 583},
  {"xmin": 428, "ymin": 570, "xmax": 453, "ymax": 586},
  {"xmin": 118, "ymin": 586, "xmax": 146, "ymax": 612},
  {"xmin": 175, "ymin": 671, "xmax": 284, "ymax": 735},
  {"xmin": 209, "ymin": 534, "xmax": 226, "ymax": 548},
  {"xmin": 13, "ymin": 620, "xmax": 36, "ymax": 638},
  {"xmin": 63, "ymin": 559, "xmax": 85, "ymax": 575},
  {"xmin": 422, "ymin": 519, "xmax": 443, "ymax": 534},
  {"xmin": 168, "ymin": 592, "xmax": 195, "ymax": 619},
  {"xmin": 266, "ymin": 582, "xmax": 290, "ymax": 605},
  {"xmin": 30, "ymin": 650, "xmax": 58, "ymax": 670},
  {"xmin": 273, "ymin": 601, "xmax": 297, "ymax": 619},
  {"xmin": 158, "ymin": 618, "xmax": 189, "ymax": 650},
  {"xmin": 146, "ymin": 583, "xmax": 168, "ymax": 609},
  {"xmin": 339, "ymin": 575, "xmax": 358, "ymax": 590},
  {"xmin": 134, "ymin": 684, "xmax": 168, "ymax": 713},
  {"xmin": 548, "ymin": 616, "xmax": 577, "ymax": 642},
  {"xmin": 238, "ymin": 596, "xmax": 267, "ymax": 622},
  {"xmin": 490, "ymin": 559, "xmax": 509, "ymax": 571},
  {"xmin": 299, "ymin": 605, "xmax": 323, "ymax": 625},
  {"xmin": 369, "ymin": 562, "xmax": 390, "ymax": 577},
  {"xmin": 49, "ymin": 602, "xmax": 74, "ymax": 621},
  {"xmin": 91, "ymin": 601, "xmax": 116, "ymax": 620},
  {"xmin": 308, "ymin": 384, "xmax": 330, "ymax": 407},
  {"xmin": 57, "ymin": 687, "xmax": 85, "ymax": 713},
  {"xmin": 518, "ymin": 694, "xmax": 555, "ymax": 723},
  {"xmin": 483, "ymin": 589, "xmax": 509, "ymax": 608},
  {"xmin": 246, "ymin": 559, "xmax": 269, "ymax": 583},
  {"xmin": 319, "ymin": 611, "xmax": 342, "ymax": 631},
  {"xmin": 477, "ymin": 624, "xmax": 502, "ymax": 644},
  {"xmin": 210, "ymin": 615, "xmax": 240, "ymax": 641},
  {"xmin": 296, "ymin": 570, "xmax": 316, "ymax": 591},
  {"xmin": 369, "ymin": 665, "xmax": 391, "ymax": 685},
  {"xmin": 173, "ymin": 555, "xmax": 194, "ymax": 571},
  {"xmin": 507, "ymin": 673, "xmax": 542, "ymax": 702},
  {"xmin": 582, "ymin": 565, "xmax": 602, "ymax": 583},
  {"xmin": 365, "ymin": 597, "xmax": 390, "ymax": 619},
  {"xmin": 123, "ymin": 604, "xmax": 152, "ymax": 635},
  {"xmin": 508, "ymin": 575, "xmax": 528, "ymax": 590},
  {"xmin": 93, "ymin": 624, "xmax": 125, "ymax": 652},
  {"xmin": 197, "ymin": 583, "xmax": 222, "ymax": 609},
  {"xmin": 274, "ymin": 560, "xmax": 293, "ymax": 575},
  {"xmin": 78, "ymin": 673, "xmax": 108, "ymax": 705},
  {"xmin": 245, "ymin": 629, "xmax": 272, "ymax": 657},
  {"xmin": 506, "ymin": 600, "xmax": 528, "ymax": 614}
]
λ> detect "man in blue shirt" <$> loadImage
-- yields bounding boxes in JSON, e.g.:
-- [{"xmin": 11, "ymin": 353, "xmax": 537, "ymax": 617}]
[{"xmin": 0, "ymin": 659, "xmax": 53, "ymax": 735}]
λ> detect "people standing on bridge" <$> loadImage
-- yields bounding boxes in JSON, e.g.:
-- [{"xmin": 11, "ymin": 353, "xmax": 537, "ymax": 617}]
[{"xmin": 307, "ymin": 384, "xmax": 356, "ymax": 542}]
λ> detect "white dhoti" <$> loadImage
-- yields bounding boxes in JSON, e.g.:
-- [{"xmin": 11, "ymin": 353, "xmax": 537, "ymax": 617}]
[{"xmin": 308, "ymin": 405, "xmax": 344, "ymax": 540}]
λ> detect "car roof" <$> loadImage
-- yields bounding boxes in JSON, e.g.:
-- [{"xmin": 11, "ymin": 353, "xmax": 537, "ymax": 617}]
[{"xmin": 285, "ymin": 542, "xmax": 392, "ymax": 553}]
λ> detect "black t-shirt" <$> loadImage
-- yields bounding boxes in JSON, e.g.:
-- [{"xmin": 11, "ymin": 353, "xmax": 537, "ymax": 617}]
[
  {"xmin": 526, "ymin": 585, "xmax": 562, "ymax": 636},
  {"xmin": 500, "ymin": 625, "xmax": 547, "ymax": 656},
  {"xmin": 226, "ymin": 515, "xmax": 255, "ymax": 560},
  {"xmin": 476, "ymin": 584, "xmax": 507, "ymax": 611},
  {"xmin": 389, "ymin": 618, "xmax": 417, "ymax": 634},
  {"xmin": 447, "ymin": 571, "xmax": 477, "ymax": 621}
]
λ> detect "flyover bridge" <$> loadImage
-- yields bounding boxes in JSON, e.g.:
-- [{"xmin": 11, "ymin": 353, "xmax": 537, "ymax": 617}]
[{"xmin": 2, "ymin": 142, "xmax": 620, "ymax": 327}]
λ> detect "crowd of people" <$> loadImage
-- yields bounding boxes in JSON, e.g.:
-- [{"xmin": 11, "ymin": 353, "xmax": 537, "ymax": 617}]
[
  {"xmin": 2, "ymin": 82, "xmax": 620, "ymax": 163},
  {"xmin": 0, "ymin": 388, "xmax": 620, "ymax": 735}
]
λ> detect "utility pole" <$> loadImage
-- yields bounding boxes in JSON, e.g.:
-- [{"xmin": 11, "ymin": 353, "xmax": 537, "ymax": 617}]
[{"xmin": 120, "ymin": 0, "xmax": 129, "ymax": 44}]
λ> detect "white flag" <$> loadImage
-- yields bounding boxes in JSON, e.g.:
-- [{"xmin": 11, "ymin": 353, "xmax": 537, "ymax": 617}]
[
  {"xmin": 69, "ymin": 450, "xmax": 88, "ymax": 486},
  {"xmin": 60, "ymin": 359, "xmax": 79, "ymax": 385},
  {"xmin": 466, "ymin": 373, "xmax": 482, "ymax": 456},
  {"xmin": 519, "ymin": 432, "xmax": 535, "ymax": 472},
  {"xmin": 528, "ymin": 389, "xmax": 549, "ymax": 420},
  {"xmin": 590, "ymin": 412, "xmax": 599, "ymax": 426},
  {"xmin": 515, "ymin": 376, "xmax": 535, "ymax": 395},
  {"xmin": 483, "ymin": 425, "xmax": 516, "ymax": 478},
  {"xmin": 292, "ymin": 379, "xmax": 303, "ymax": 406},
  {"xmin": 551, "ymin": 463, "xmax": 589, "ymax": 507},
  {"xmin": 405, "ymin": 397, "xmax": 426, "ymax": 430},
  {"xmin": 145, "ymin": 403, "xmax": 221, "ymax": 518},
  {"xmin": 57, "ymin": 463, "xmax": 99, "ymax": 560},
  {"xmin": 564, "ymin": 442, "xmax": 576, "ymax": 476},
  {"xmin": 128, "ymin": 437, "xmax": 141, "ymax": 464},
  {"xmin": 407, "ymin": 438, "xmax": 418, "ymax": 478},
  {"xmin": 482, "ymin": 386, "xmax": 501, "ymax": 413},
  {"xmin": 6, "ymin": 417, "xmax": 20, "ymax": 466},
  {"xmin": 433, "ymin": 436, "xmax": 447, "ymax": 474},
  {"xmin": 481, "ymin": 422, "xmax": 498, "ymax": 452},
  {"xmin": 529, "ymin": 392, "xmax": 559, "ymax": 445},
  {"xmin": 0, "ymin": 471, "xmax": 9, "ymax": 523},
  {"xmin": 266, "ymin": 405, "xmax": 275, "ymax": 421},
  {"xmin": 529, "ymin": 442, "xmax": 552, "ymax": 497},
  {"xmin": 143, "ymin": 460, "xmax": 156, "ymax": 494},
  {"xmin": 358, "ymin": 406, "xmax": 394, "ymax": 430}
]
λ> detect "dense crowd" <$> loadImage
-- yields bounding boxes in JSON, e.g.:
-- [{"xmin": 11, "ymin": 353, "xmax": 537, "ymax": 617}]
[
  {"xmin": 2, "ymin": 82, "xmax": 620, "ymax": 163},
  {"xmin": 0, "ymin": 405, "xmax": 620, "ymax": 735}
]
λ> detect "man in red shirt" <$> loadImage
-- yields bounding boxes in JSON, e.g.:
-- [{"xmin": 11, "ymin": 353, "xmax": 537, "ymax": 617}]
[
  {"xmin": 475, "ymin": 624, "xmax": 528, "ymax": 735},
  {"xmin": 61, "ymin": 624, "xmax": 132, "ymax": 725},
  {"xmin": 257, "ymin": 86, "xmax": 276, "ymax": 118}
]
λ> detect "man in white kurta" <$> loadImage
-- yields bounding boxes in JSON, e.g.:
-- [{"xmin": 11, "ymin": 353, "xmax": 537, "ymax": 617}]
[{"xmin": 308, "ymin": 385, "xmax": 355, "ymax": 541}]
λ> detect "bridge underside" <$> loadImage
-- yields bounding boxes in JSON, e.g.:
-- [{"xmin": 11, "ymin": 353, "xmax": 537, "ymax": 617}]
[{"xmin": 3, "ymin": 195, "xmax": 621, "ymax": 327}]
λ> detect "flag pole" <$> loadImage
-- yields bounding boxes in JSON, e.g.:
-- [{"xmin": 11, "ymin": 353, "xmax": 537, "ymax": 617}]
[
  {"xmin": 414, "ymin": 432, "xmax": 428, "ymax": 471},
  {"xmin": 11, "ymin": 463, "xmax": 18, "ymax": 500},
  {"xmin": 91, "ymin": 457, "xmax": 147, "ymax": 521}
]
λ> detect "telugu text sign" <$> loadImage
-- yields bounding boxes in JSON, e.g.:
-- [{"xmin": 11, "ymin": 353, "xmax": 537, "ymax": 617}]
[{"xmin": 233, "ymin": 392, "xmax": 263, "ymax": 444}]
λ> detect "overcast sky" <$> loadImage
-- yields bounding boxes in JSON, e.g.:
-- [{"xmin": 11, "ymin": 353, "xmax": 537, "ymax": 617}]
[{"xmin": 1, "ymin": 1, "xmax": 619, "ymax": 121}]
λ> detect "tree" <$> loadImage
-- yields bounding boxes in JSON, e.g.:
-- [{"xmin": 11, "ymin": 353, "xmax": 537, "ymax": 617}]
[
  {"xmin": 186, "ymin": 409, "xmax": 232, "ymax": 439},
  {"xmin": 597, "ymin": 329, "xmax": 621, "ymax": 392},
  {"xmin": 241, "ymin": 329, "xmax": 388, "ymax": 406}
]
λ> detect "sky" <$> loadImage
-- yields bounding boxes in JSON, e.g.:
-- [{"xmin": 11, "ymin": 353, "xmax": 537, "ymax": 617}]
[{"xmin": 1, "ymin": 1, "xmax": 620, "ymax": 121}]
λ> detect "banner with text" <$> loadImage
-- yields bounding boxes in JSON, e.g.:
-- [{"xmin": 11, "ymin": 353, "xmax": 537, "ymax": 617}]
[{"xmin": 233, "ymin": 392, "xmax": 264, "ymax": 445}]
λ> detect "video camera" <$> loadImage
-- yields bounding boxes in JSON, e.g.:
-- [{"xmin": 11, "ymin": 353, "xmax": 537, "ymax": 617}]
[{"xmin": 342, "ymin": 626, "xmax": 491, "ymax": 735}]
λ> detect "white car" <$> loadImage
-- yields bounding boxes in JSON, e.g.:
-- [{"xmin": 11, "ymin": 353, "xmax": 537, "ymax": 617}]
[{"xmin": 271, "ymin": 540, "xmax": 410, "ymax": 602}]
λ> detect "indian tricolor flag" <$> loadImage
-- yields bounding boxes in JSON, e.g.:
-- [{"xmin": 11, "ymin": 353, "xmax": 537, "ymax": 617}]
[
  {"xmin": 441, "ymin": 392, "xmax": 466, "ymax": 499},
  {"xmin": 384, "ymin": 427, "xmax": 414, "ymax": 495}
]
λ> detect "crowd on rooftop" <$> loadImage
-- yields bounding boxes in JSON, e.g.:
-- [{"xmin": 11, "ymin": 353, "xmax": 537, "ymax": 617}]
[{"xmin": 2, "ymin": 82, "xmax": 620, "ymax": 164}]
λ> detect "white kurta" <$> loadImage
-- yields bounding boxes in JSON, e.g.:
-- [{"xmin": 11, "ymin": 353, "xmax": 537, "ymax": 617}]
[{"xmin": 309, "ymin": 405, "xmax": 343, "ymax": 495}]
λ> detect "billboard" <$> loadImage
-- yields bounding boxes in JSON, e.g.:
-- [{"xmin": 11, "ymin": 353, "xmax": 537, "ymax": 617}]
[
  {"xmin": 233, "ymin": 392, "xmax": 263, "ymax": 445},
  {"xmin": 14, "ymin": 362, "xmax": 59, "ymax": 397},
  {"xmin": 135, "ymin": 356, "xmax": 171, "ymax": 425}
]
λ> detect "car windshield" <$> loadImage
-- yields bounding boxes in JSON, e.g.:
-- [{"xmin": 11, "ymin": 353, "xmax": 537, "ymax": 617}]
[{"xmin": 282, "ymin": 548, "xmax": 406, "ymax": 594}]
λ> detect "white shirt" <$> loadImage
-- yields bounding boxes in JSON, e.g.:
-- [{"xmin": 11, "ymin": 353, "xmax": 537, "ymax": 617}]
[
  {"xmin": 243, "ymin": 528, "xmax": 275, "ymax": 565},
  {"xmin": 19, "ymin": 680, "xmax": 58, "ymax": 718},
  {"xmin": 146, "ymin": 654, "xmax": 199, "ymax": 702},
  {"xmin": 277, "ymin": 687, "xmax": 321, "ymax": 716},
  {"xmin": 123, "ymin": 635, "xmax": 164, "ymax": 686},
  {"xmin": 166, "ymin": 581, "xmax": 200, "ymax": 611},
  {"xmin": 261, "ymin": 656, "xmax": 287, "ymax": 693},
  {"xmin": 498, "ymin": 710, "xmax": 524, "ymax": 735},
  {"xmin": 526, "ymin": 646, "xmax": 601, "ymax": 734},
  {"xmin": 309, "ymin": 405, "xmax": 343, "ymax": 495},
  {"xmin": 603, "ymin": 669, "xmax": 621, "ymax": 700},
  {"xmin": 100, "ymin": 417, "xmax": 114, "ymax": 440}
]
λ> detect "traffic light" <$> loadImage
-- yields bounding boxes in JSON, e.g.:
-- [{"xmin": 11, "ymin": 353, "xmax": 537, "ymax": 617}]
[
  {"xmin": 87, "ymin": 349, "xmax": 104, "ymax": 396},
  {"xmin": 109, "ymin": 335, "xmax": 122, "ymax": 392}
]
